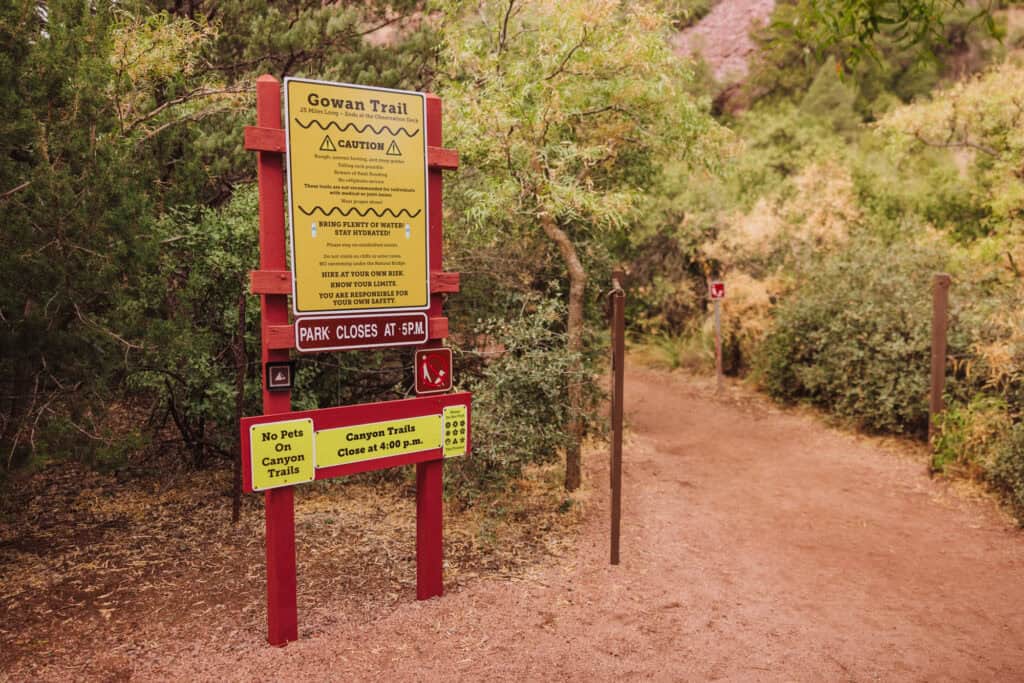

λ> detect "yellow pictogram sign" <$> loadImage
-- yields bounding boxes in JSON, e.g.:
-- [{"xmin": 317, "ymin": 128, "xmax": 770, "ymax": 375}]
[
  {"xmin": 442, "ymin": 405, "xmax": 468, "ymax": 457},
  {"xmin": 284, "ymin": 78, "xmax": 429, "ymax": 315},
  {"xmin": 249, "ymin": 418, "xmax": 316, "ymax": 491},
  {"xmin": 316, "ymin": 414, "xmax": 441, "ymax": 468}
]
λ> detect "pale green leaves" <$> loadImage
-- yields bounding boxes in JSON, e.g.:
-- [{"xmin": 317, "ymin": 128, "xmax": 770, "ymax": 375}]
[{"xmin": 438, "ymin": 0, "xmax": 727, "ymax": 237}]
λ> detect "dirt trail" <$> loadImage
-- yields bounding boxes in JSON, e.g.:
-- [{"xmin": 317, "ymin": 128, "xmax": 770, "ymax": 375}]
[{"xmin": 120, "ymin": 361, "xmax": 1024, "ymax": 681}]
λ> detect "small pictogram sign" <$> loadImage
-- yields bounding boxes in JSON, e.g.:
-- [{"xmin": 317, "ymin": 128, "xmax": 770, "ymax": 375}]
[
  {"xmin": 386, "ymin": 139, "xmax": 402, "ymax": 156},
  {"xmin": 319, "ymin": 135, "xmax": 337, "ymax": 152},
  {"xmin": 442, "ymin": 404, "xmax": 468, "ymax": 457},
  {"xmin": 266, "ymin": 361, "xmax": 296, "ymax": 392},
  {"xmin": 709, "ymin": 281, "xmax": 725, "ymax": 300},
  {"xmin": 415, "ymin": 348, "xmax": 452, "ymax": 394}
]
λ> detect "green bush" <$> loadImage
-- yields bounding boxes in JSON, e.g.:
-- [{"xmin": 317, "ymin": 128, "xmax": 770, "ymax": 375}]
[
  {"xmin": 756, "ymin": 238, "xmax": 955, "ymax": 435},
  {"xmin": 991, "ymin": 424, "xmax": 1024, "ymax": 526},
  {"xmin": 931, "ymin": 395, "xmax": 1010, "ymax": 474},
  {"xmin": 446, "ymin": 297, "xmax": 602, "ymax": 503}
]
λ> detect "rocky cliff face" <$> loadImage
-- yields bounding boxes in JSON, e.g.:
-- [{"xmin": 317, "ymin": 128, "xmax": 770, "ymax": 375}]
[{"xmin": 672, "ymin": 0, "xmax": 775, "ymax": 84}]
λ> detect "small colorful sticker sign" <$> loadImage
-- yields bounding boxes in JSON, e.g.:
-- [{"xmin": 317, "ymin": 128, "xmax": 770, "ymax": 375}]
[
  {"xmin": 249, "ymin": 418, "xmax": 316, "ymax": 491},
  {"xmin": 442, "ymin": 404, "xmax": 467, "ymax": 457}
]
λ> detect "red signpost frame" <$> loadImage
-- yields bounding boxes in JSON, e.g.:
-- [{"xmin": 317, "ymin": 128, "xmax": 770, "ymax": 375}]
[
  {"xmin": 244, "ymin": 77, "xmax": 461, "ymax": 645},
  {"xmin": 253, "ymin": 75, "xmax": 297, "ymax": 647},
  {"xmin": 416, "ymin": 94, "xmax": 447, "ymax": 601}
]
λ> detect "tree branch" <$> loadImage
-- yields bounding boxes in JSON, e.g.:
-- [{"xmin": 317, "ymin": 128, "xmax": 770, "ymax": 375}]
[
  {"xmin": 497, "ymin": 0, "xmax": 516, "ymax": 55},
  {"xmin": 912, "ymin": 131, "xmax": 998, "ymax": 157},
  {"xmin": 125, "ymin": 85, "xmax": 247, "ymax": 134},
  {"xmin": 0, "ymin": 181, "xmax": 31, "ymax": 201},
  {"xmin": 545, "ymin": 27, "xmax": 590, "ymax": 81}
]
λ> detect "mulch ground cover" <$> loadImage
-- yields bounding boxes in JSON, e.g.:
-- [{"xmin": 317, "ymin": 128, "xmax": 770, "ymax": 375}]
[{"xmin": 0, "ymin": 458, "xmax": 580, "ymax": 681}]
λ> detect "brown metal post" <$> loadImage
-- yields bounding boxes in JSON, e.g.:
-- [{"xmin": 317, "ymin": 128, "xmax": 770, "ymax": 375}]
[
  {"xmin": 609, "ymin": 270, "xmax": 625, "ymax": 566},
  {"xmin": 929, "ymin": 273, "xmax": 952, "ymax": 443},
  {"xmin": 714, "ymin": 298, "xmax": 723, "ymax": 393}
]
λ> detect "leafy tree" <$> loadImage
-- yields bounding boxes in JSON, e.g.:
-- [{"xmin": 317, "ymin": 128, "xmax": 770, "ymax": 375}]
[
  {"xmin": 439, "ymin": 0, "xmax": 725, "ymax": 490},
  {"xmin": 877, "ymin": 60, "xmax": 1024, "ymax": 239},
  {"xmin": 0, "ymin": 1, "xmax": 154, "ymax": 467},
  {"xmin": 788, "ymin": 0, "xmax": 997, "ymax": 67}
]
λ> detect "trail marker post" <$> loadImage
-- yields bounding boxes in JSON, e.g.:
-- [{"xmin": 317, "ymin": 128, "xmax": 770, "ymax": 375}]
[
  {"xmin": 243, "ymin": 75, "xmax": 465, "ymax": 646},
  {"xmin": 609, "ymin": 270, "xmax": 625, "ymax": 565},
  {"xmin": 709, "ymin": 280, "xmax": 725, "ymax": 393},
  {"xmin": 929, "ymin": 273, "xmax": 951, "ymax": 445}
]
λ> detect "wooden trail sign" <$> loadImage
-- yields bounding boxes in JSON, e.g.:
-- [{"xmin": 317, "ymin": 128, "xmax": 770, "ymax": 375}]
[{"xmin": 243, "ymin": 75, "xmax": 462, "ymax": 646}]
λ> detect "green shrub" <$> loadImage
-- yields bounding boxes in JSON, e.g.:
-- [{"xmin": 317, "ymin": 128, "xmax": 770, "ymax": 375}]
[
  {"xmin": 991, "ymin": 424, "xmax": 1024, "ymax": 525},
  {"xmin": 446, "ymin": 297, "xmax": 602, "ymax": 503},
  {"xmin": 756, "ymin": 238, "xmax": 955, "ymax": 435},
  {"xmin": 931, "ymin": 395, "xmax": 1010, "ymax": 474}
]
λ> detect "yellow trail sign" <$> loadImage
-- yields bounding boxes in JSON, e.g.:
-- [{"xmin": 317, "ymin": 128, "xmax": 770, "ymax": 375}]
[
  {"xmin": 284, "ymin": 78, "xmax": 429, "ymax": 315},
  {"xmin": 249, "ymin": 418, "xmax": 316, "ymax": 491}
]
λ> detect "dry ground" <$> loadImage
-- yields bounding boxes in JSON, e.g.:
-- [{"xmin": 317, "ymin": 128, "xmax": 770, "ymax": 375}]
[{"xmin": 5, "ymin": 359, "xmax": 1023, "ymax": 680}]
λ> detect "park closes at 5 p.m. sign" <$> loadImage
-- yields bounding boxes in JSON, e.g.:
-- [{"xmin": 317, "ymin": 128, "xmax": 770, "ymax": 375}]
[{"xmin": 284, "ymin": 78, "xmax": 429, "ymax": 315}]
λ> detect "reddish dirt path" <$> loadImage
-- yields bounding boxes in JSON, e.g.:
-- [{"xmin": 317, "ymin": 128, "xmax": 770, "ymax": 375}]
[{"xmin": 130, "ymin": 361, "xmax": 1024, "ymax": 680}]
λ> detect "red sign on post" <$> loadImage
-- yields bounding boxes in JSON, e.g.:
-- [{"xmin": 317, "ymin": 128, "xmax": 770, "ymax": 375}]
[
  {"xmin": 415, "ymin": 348, "xmax": 453, "ymax": 394},
  {"xmin": 295, "ymin": 312, "xmax": 429, "ymax": 352},
  {"xmin": 709, "ymin": 281, "xmax": 725, "ymax": 300}
]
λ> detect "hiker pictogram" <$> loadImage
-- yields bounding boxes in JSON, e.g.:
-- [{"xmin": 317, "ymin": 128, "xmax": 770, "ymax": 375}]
[{"xmin": 415, "ymin": 348, "xmax": 453, "ymax": 394}]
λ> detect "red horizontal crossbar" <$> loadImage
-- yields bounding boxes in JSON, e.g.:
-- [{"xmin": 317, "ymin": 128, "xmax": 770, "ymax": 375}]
[
  {"xmin": 431, "ymin": 271, "xmax": 460, "ymax": 293},
  {"xmin": 250, "ymin": 269, "xmax": 291, "ymax": 295},
  {"xmin": 244, "ymin": 126, "xmax": 286, "ymax": 153},
  {"xmin": 428, "ymin": 146, "xmax": 459, "ymax": 170}
]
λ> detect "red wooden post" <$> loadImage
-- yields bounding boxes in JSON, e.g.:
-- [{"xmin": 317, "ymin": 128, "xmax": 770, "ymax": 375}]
[
  {"xmin": 415, "ymin": 94, "xmax": 446, "ymax": 601},
  {"xmin": 255, "ymin": 75, "xmax": 298, "ymax": 646}
]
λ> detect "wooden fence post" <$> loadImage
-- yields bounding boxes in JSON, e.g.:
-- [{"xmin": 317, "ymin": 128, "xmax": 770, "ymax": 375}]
[
  {"xmin": 929, "ymin": 273, "xmax": 952, "ymax": 444},
  {"xmin": 609, "ymin": 270, "xmax": 625, "ymax": 565}
]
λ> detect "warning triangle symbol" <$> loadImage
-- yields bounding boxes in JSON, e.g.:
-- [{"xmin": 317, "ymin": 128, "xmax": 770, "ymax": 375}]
[
  {"xmin": 386, "ymin": 140, "xmax": 402, "ymax": 156},
  {"xmin": 274, "ymin": 371, "xmax": 287, "ymax": 383},
  {"xmin": 319, "ymin": 135, "xmax": 337, "ymax": 152}
]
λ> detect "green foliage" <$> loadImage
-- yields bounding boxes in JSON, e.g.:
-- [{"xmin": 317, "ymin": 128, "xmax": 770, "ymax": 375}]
[
  {"xmin": 0, "ymin": 0, "xmax": 154, "ymax": 467},
  {"xmin": 651, "ymin": 0, "xmax": 712, "ymax": 30},
  {"xmin": 446, "ymin": 297, "xmax": 601, "ymax": 500},
  {"xmin": 877, "ymin": 60, "xmax": 1024, "ymax": 239},
  {"xmin": 440, "ymin": 0, "xmax": 725, "ymax": 242},
  {"xmin": 749, "ymin": 0, "xmax": 998, "ymax": 114},
  {"xmin": 990, "ymin": 423, "xmax": 1024, "ymax": 525},
  {"xmin": 801, "ymin": 58, "xmax": 862, "ymax": 136},
  {"xmin": 756, "ymin": 238, "xmax": 954, "ymax": 435},
  {"xmin": 125, "ymin": 187, "xmax": 261, "ymax": 468},
  {"xmin": 931, "ymin": 395, "xmax": 1010, "ymax": 473},
  {"xmin": 780, "ymin": 0, "xmax": 996, "ymax": 68}
]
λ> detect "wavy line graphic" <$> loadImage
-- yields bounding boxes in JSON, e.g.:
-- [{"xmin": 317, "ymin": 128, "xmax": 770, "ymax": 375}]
[
  {"xmin": 294, "ymin": 119, "xmax": 419, "ymax": 138},
  {"xmin": 299, "ymin": 205, "xmax": 423, "ymax": 219}
]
